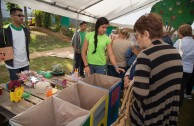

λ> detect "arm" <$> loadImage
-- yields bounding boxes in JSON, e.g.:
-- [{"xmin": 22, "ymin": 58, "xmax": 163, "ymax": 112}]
[
  {"xmin": 0, "ymin": 28, "xmax": 5, "ymax": 47},
  {"xmin": 107, "ymin": 43, "xmax": 125, "ymax": 73},
  {"xmin": 71, "ymin": 33, "xmax": 76, "ymax": 48},
  {"xmin": 173, "ymin": 39, "xmax": 179, "ymax": 49},
  {"xmin": 0, "ymin": 28, "xmax": 6, "ymax": 61},
  {"xmin": 81, "ymin": 39, "xmax": 90, "ymax": 75},
  {"xmin": 110, "ymin": 35, "xmax": 117, "ymax": 46},
  {"xmin": 133, "ymin": 52, "xmax": 151, "ymax": 100},
  {"xmin": 124, "ymin": 61, "xmax": 136, "ymax": 88},
  {"xmin": 125, "ymin": 67, "xmax": 131, "ymax": 76},
  {"xmin": 124, "ymin": 67, "xmax": 130, "ymax": 88}
]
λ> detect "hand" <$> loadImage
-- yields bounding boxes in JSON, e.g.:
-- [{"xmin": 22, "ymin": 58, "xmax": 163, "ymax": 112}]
[
  {"xmin": 111, "ymin": 35, "xmax": 117, "ymax": 41},
  {"xmin": 124, "ymin": 76, "xmax": 130, "ymax": 88},
  {"xmin": 115, "ymin": 67, "xmax": 125, "ymax": 74},
  {"xmin": 84, "ymin": 66, "xmax": 90, "ymax": 76}
]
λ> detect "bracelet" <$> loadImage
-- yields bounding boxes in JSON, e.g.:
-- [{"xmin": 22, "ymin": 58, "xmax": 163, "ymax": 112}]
[
  {"xmin": 84, "ymin": 65, "xmax": 89, "ymax": 68},
  {"xmin": 114, "ymin": 65, "xmax": 119, "ymax": 69}
]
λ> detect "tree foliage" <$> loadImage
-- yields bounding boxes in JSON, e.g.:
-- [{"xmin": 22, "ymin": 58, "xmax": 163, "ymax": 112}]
[
  {"xmin": 42, "ymin": 12, "xmax": 51, "ymax": 28},
  {"xmin": 34, "ymin": 10, "xmax": 43, "ymax": 27},
  {"xmin": 6, "ymin": 2, "xmax": 20, "ymax": 11},
  {"xmin": 0, "ymin": 0, "xmax": 3, "ymax": 28},
  {"xmin": 151, "ymin": 0, "xmax": 194, "ymax": 35}
]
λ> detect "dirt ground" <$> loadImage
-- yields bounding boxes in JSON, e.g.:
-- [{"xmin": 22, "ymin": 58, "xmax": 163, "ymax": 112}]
[{"xmin": 30, "ymin": 47, "xmax": 74, "ymax": 59}]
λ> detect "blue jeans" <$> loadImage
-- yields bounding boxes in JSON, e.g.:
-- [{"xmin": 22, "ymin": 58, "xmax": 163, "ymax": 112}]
[
  {"xmin": 89, "ymin": 64, "xmax": 107, "ymax": 75},
  {"xmin": 8, "ymin": 65, "xmax": 29, "ymax": 80}
]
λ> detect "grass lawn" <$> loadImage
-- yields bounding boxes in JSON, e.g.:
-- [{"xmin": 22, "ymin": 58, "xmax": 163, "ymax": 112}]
[
  {"xmin": 0, "ymin": 56, "xmax": 73, "ymax": 84},
  {"xmin": 30, "ymin": 31, "xmax": 71, "ymax": 53}
]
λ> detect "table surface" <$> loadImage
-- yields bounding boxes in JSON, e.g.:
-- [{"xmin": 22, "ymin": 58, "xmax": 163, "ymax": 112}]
[{"xmin": 0, "ymin": 75, "xmax": 77, "ymax": 118}]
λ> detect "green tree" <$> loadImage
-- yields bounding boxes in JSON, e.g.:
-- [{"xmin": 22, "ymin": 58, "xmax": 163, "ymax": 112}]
[
  {"xmin": 0, "ymin": 0, "xmax": 3, "ymax": 28},
  {"xmin": 24, "ymin": 6, "xmax": 28, "ymax": 26},
  {"xmin": 6, "ymin": 2, "xmax": 20, "ymax": 11},
  {"xmin": 42, "ymin": 12, "xmax": 51, "ymax": 28},
  {"xmin": 151, "ymin": 0, "xmax": 194, "ymax": 36},
  {"xmin": 34, "ymin": 10, "xmax": 43, "ymax": 27}
]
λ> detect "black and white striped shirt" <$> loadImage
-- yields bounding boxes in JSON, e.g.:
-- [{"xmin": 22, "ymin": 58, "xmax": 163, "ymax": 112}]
[{"xmin": 130, "ymin": 40, "xmax": 183, "ymax": 126}]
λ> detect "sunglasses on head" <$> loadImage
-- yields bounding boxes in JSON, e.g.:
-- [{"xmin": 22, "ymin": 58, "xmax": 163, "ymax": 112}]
[{"xmin": 14, "ymin": 14, "xmax": 24, "ymax": 17}]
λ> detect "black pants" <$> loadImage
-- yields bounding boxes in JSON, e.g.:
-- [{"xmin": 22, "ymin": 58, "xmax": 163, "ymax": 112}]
[
  {"xmin": 73, "ymin": 52, "xmax": 84, "ymax": 76},
  {"xmin": 107, "ymin": 65, "xmax": 127, "ymax": 90},
  {"xmin": 8, "ymin": 65, "xmax": 29, "ymax": 80},
  {"xmin": 180, "ymin": 72, "xmax": 192, "ymax": 106},
  {"xmin": 187, "ymin": 69, "xmax": 194, "ymax": 95}
]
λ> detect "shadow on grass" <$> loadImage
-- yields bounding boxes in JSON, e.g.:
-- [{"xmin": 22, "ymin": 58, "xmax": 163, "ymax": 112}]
[{"xmin": 30, "ymin": 32, "xmax": 71, "ymax": 53}]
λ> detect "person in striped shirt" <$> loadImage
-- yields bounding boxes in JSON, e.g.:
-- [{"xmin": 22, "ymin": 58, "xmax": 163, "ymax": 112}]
[{"xmin": 130, "ymin": 13, "xmax": 183, "ymax": 126}]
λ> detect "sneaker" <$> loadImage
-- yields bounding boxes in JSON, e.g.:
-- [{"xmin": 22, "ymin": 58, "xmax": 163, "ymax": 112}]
[{"xmin": 184, "ymin": 94, "xmax": 192, "ymax": 100}]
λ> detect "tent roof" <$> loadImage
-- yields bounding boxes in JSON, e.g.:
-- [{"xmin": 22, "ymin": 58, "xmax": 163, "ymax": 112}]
[{"xmin": 4, "ymin": 0, "xmax": 159, "ymax": 27}]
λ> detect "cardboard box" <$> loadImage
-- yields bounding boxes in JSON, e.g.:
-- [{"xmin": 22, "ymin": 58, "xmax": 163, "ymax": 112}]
[
  {"xmin": 55, "ymin": 82, "xmax": 109, "ymax": 126},
  {"xmin": 9, "ymin": 97, "xmax": 89, "ymax": 126},
  {"xmin": 80, "ymin": 73, "xmax": 122, "ymax": 126},
  {"xmin": 0, "ymin": 47, "xmax": 13, "ymax": 61}
]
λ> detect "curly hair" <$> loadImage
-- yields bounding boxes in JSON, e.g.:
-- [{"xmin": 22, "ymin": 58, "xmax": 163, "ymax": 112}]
[
  {"xmin": 134, "ymin": 13, "xmax": 163, "ymax": 39},
  {"xmin": 119, "ymin": 28, "xmax": 130, "ymax": 39},
  {"xmin": 178, "ymin": 24, "xmax": 193, "ymax": 37}
]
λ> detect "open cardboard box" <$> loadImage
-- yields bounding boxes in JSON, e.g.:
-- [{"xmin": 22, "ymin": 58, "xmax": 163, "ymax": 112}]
[
  {"xmin": 9, "ymin": 97, "xmax": 89, "ymax": 126},
  {"xmin": 55, "ymin": 82, "xmax": 109, "ymax": 126},
  {"xmin": 80, "ymin": 73, "xmax": 122, "ymax": 126},
  {"xmin": 80, "ymin": 73, "xmax": 121, "ymax": 90}
]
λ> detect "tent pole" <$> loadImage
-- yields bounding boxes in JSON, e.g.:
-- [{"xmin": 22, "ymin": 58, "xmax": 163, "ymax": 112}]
[{"xmin": 76, "ymin": 13, "xmax": 79, "ymax": 31}]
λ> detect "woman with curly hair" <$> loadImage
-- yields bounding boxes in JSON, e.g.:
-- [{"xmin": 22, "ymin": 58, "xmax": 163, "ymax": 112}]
[{"xmin": 130, "ymin": 13, "xmax": 183, "ymax": 126}]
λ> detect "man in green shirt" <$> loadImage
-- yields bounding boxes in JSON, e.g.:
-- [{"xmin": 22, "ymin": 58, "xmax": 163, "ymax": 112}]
[{"xmin": 71, "ymin": 21, "xmax": 87, "ymax": 76}]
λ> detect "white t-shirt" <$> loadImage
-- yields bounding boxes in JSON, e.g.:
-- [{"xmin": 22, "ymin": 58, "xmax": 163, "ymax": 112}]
[{"xmin": 6, "ymin": 25, "xmax": 29, "ymax": 69}]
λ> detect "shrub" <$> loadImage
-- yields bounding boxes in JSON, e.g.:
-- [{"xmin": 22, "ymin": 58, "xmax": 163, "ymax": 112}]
[
  {"xmin": 60, "ymin": 26, "xmax": 74, "ymax": 38},
  {"xmin": 34, "ymin": 10, "xmax": 43, "ymax": 27},
  {"xmin": 51, "ymin": 24, "xmax": 61, "ymax": 32},
  {"xmin": 42, "ymin": 12, "xmax": 51, "ymax": 28}
]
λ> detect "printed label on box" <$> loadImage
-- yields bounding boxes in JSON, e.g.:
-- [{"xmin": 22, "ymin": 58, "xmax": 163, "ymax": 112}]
[{"xmin": 93, "ymin": 100, "xmax": 106, "ymax": 126}]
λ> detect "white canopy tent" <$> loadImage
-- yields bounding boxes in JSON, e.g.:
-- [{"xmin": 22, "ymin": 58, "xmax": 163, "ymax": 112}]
[
  {"xmin": 111, "ymin": 7, "xmax": 152, "ymax": 28},
  {"xmin": 112, "ymin": 7, "xmax": 194, "ymax": 30},
  {"xmin": 3, "ymin": 0, "xmax": 194, "ymax": 30},
  {"xmin": 4, "ymin": 0, "xmax": 160, "ymax": 28}
]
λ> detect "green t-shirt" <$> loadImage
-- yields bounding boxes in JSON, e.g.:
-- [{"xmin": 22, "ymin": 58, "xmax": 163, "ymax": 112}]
[
  {"xmin": 79, "ymin": 31, "xmax": 86, "ymax": 50},
  {"xmin": 85, "ymin": 31, "xmax": 111, "ymax": 65}
]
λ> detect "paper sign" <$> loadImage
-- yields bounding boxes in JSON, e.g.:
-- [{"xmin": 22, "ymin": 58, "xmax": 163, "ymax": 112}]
[{"xmin": 0, "ymin": 47, "xmax": 13, "ymax": 61}]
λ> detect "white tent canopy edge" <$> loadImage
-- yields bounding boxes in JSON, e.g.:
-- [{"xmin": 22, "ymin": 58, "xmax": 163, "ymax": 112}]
[{"xmin": 4, "ymin": 0, "xmax": 159, "ymax": 28}]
